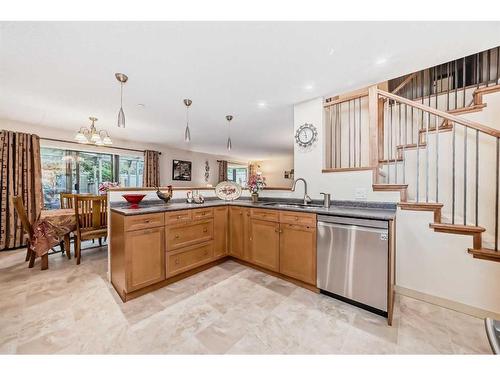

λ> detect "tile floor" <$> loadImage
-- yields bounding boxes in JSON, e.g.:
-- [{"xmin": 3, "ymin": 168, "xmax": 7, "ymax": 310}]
[{"xmin": 0, "ymin": 245, "xmax": 492, "ymax": 354}]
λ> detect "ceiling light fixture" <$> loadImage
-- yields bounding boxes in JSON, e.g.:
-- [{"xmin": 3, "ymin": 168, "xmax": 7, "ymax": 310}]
[
  {"xmin": 74, "ymin": 117, "xmax": 112, "ymax": 146},
  {"xmin": 115, "ymin": 73, "xmax": 128, "ymax": 128},
  {"xmin": 226, "ymin": 115, "xmax": 233, "ymax": 151},
  {"xmin": 183, "ymin": 99, "xmax": 192, "ymax": 142},
  {"xmin": 257, "ymin": 101, "xmax": 267, "ymax": 108},
  {"xmin": 304, "ymin": 84, "xmax": 314, "ymax": 91},
  {"xmin": 375, "ymin": 57, "xmax": 387, "ymax": 65}
]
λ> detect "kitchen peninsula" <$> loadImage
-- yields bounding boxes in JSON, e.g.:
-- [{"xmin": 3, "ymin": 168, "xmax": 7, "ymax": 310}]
[{"xmin": 109, "ymin": 194, "xmax": 397, "ymax": 324}]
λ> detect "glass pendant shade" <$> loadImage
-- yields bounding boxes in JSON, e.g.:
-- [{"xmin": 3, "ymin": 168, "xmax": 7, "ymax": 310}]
[
  {"xmin": 75, "ymin": 132, "xmax": 87, "ymax": 143},
  {"xmin": 117, "ymin": 107, "xmax": 125, "ymax": 128},
  {"xmin": 103, "ymin": 135, "xmax": 113, "ymax": 145},
  {"xmin": 90, "ymin": 132, "xmax": 101, "ymax": 142},
  {"xmin": 184, "ymin": 124, "xmax": 191, "ymax": 142},
  {"xmin": 226, "ymin": 137, "xmax": 232, "ymax": 151}
]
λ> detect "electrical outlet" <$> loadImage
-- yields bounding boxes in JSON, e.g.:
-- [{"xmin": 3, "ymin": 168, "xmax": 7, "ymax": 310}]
[{"xmin": 354, "ymin": 188, "xmax": 368, "ymax": 200}]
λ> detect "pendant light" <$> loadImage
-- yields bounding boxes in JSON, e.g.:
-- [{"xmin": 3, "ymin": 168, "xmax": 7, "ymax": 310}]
[
  {"xmin": 115, "ymin": 73, "xmax": 128, "ymax": 128},
  {"xmin": 183, "ymin": 99, "xmax": 192, "ymax": 142},
  {"xmin": 226, "ymin": 115, "xmax": 233, "ymax": 151},
  {"xmin": 74, "ymin": 117, "xmax": 113, "ymax": 145}
]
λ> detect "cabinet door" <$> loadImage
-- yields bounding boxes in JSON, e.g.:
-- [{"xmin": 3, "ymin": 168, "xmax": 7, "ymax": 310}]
[
  {"xmin": 214, "ymin": 206, "xmax": 228, "ymax": 258},
  {"xmin": 250, "ymin": 218, "xmax": 280, "ymax": 271},
  {"xmin": 166, "ymin": 219, "xmax": 213, "ymax": 251},
  {"xmin": 279, "ymin": 223, "xmax": 316, "ymax": 285},
  {"xmin": 242, "ymin": 207, "xmax": 251, "ymax": 260},
  {"xmin": 229, "ymin": 206, "xmax": 244, "ymax": 258},
  {"xmin": 125, "ymin": 227, "xmax": 165, "ymax": 292}
]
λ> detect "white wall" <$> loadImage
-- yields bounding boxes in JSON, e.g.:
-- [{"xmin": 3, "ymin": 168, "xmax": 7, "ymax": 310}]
[
  {"xmin": 253, "ymin": 156, "xmax": 294, "ymax": 188},
  {"xmin": 0, "ymin": 118, "xmax": 243, "ymax": 188},
  {"xmin": 294, "ymin": 97, "xmax": 500, "ymax": 315}
]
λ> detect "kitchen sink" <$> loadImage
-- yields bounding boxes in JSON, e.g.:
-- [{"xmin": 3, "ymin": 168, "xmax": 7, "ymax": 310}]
[{"xmin": 261, "ymin": 202, "xmax": 323, "ymax": 209}]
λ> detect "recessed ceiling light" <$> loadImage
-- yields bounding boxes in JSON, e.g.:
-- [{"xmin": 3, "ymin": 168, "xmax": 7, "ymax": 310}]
[
  {"xmin": 137, "ymin": 103, "xmax": 145, "ymax": 108},
  {"xmin": 375, "ymin": 57, "xmax": 387, "ymax": 65},
  {"xmin": 304, "ymin": 84, "xmax": 314, "ymax": 91},
  {"xmin": 328, "ymin": 48, "xmax": 335, "ymax": 56},
  {"xmin": 257, "ymin": 101, "xmax": 267, "ymax": 108}
]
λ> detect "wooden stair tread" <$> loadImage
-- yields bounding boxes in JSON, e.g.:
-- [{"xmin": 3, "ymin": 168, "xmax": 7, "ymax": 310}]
[
  {"xmin": 399, "ymin": 202, "xmax": 443, "ymax": 209},
  {"xmin": 447, "ymin": 103, "xmax": 486, "ymax": 115},
  {"xmin": 373, "ymin": 184, "xmax": 408, "ymax": 190},
  {"xmin": 429, "ymin": 223, "xmax": 485, "ymax": 234},
  {"xmin": 396, "ymin": 143, "xmax": 427, "ymax": 150},
  {"xmin": 473, "ymin": 84, "xmax": 500, "ymax": 96},
  {"xmin": 467, "ymin": 248, "xmax": 500, "ymax": 262},
  {"xmin": 418, "ymin": 124, "xmax": 453, "ymax": 134},
  {"xmin": 379, "ymin": 158, "xmax": 403, "ymax": 164}
]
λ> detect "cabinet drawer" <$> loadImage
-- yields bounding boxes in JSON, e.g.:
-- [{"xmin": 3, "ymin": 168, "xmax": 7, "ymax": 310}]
[
  {"xmin": 279, "ymin": 211, "xmax": 316, "ymax": 226},
  {"xmin": 250, "ymin": 208, "xmax": 279, "ymax": 222},
  {"xmin": 124, "ymin": 213, "xmax": 164, "ymax": 232},
  {"xmin": 192, "ymin": 207, "xmax": 214, "ymax": 220},
  {"xmin": 166, "ymin": 219, "xmax": 213, "ymax": 251},
  {"xmin": 165, "ymin": 210, "xmax": 192, "ymax": 225},
  {"xmin": 167, "ymin": 241, "xmax": 214, "ymax": 277}
]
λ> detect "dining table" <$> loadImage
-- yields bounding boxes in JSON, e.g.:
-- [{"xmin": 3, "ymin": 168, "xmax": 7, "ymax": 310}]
[{"xmin": 30, "ymin": 208, "xmax": 77, "ymax": 269}]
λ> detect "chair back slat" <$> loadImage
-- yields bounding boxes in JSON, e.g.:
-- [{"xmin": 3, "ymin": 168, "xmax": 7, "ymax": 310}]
[
  {"xmin": 12, "ymin": 196, "xmax": 33, "ymax": 242},
  {"xmin": 60, "ymin": 193, "xmax": 75, "ymax": 209},
  {"xmin": 75, "ymin": 195, "xmax": 108, "ymax": 232}
]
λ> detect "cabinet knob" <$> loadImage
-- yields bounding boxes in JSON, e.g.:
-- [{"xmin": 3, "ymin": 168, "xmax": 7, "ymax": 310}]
[
  {"xmin": 203, "ymin": 228, "xmax": 208, "ymax": 233},
  {"xmin": 175, "ymin": 234, "xmax": 180, "ymax": 239},
  {"xmin": 177, "ymin": 215, "xmax": 181, "ymax": 219},
  {"xmin": 295, "ymin": 217, "xmax": 299, "ymax": 221}
]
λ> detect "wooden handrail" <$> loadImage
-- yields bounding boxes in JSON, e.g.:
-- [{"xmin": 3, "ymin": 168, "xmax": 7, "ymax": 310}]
[
  {"xmin": 391, "ymin": 72, "xmax": 417, "ymax": 95},
  {"xmin": 324, "ymin": 91, "xmax": 368, "ymax": 107},
  {"xmin": 377, "ymin": 89, "xmax": 500, "ymax": 138}
]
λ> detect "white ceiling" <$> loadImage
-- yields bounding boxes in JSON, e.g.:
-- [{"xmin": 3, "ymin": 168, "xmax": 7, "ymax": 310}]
[{"xmin": 1, "ymin": 22, "xmax": 500, "ymax": 160}]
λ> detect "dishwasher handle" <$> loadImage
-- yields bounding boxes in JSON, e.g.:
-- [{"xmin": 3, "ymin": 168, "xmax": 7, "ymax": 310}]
[{"xmin": 317, "ymin": 215, "xmax": 388, "ymax": 229}]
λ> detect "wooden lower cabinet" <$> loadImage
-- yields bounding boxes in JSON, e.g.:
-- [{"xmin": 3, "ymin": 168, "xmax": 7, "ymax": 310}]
[
  {"xmin": 229, "ymin": 206, "xmax": 250, "ymax": 260},
  {"xmin": 167, "ymin": 241, "xmax": 214, "ymax": 277},
  {"xmin": 279, "ymin": 223, "xmax": 316, "ymax": 285},
  {"xmin": 166, "ymin": 219, "xmax": 213, "ymax": 251},
  {"xmin": 214, "ymin": 206, "xmax": 228, "ymax": 258},
  {"xmin": 250, "ymin": 218, "xmax": 280, "ymax": 271},
  {"xmin": 125, "ymin": 226, "xmax": 166, "ymax": 292}
]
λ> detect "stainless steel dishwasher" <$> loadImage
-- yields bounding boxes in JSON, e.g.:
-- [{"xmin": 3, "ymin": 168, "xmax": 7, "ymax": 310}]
[{"xmin": 317, "ymin": 215, "xmax": 389, "ymax": 316}]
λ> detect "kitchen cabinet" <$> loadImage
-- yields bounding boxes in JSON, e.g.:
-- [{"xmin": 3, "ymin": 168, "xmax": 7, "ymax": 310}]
[
  {"xmin": 250, "ymin": 218, "xmax": 280, "ymax": 271},
  {"xmin": 229, "ymin": 206, "xmax": 251, "ymax": 259},
  {"xmin": 213, "ymin": 206, "xmax": 228, "ymax": 258},
  {"xmin": 167, "ymin": 241, "xmax": 214, "ymax": 277},
  {"xmin": 279, "ymin": 222, "xmax": 316, "ymax": 285},
  {"xmin": 166, "ymin": 219, "xmax": 213, "ymax": 251}
]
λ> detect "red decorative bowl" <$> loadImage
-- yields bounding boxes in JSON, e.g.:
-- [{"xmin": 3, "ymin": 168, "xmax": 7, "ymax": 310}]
[{"xmin": 122, "ymin": 194, "xmax": 146, "ymax": 208}]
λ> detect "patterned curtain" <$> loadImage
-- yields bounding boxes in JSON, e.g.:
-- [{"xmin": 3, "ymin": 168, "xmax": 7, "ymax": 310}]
[
  {"xmin": 0, "ymin": 130, "xmax": 43, "ymax": 250},
  {"xmin": 218, "ymin": 160, "xmax": 228, "ymax": 183},
  {"xmin": 143, "ymin": 150, "xmax": 160, "ymax": 187}
]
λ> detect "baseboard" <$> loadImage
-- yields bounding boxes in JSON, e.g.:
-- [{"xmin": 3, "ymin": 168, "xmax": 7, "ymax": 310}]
[{"xmin": 395, "ymin": 285, "xmax": 500, "ymax": 320}]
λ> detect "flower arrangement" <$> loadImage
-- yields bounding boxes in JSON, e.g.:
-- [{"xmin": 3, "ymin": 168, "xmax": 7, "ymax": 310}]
[
  {"xmin": 98, "ymin": 181, "xmax": 120, "ymax": 195},
  {"xmin": 247, "ymin": 173, "xmax": 266, "ymax": 195}
]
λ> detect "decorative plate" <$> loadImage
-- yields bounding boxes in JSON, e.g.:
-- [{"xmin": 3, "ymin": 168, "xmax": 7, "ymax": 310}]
[{"xmin": 215, "ymin": 181, "xmax": 242, "ymax": 201}]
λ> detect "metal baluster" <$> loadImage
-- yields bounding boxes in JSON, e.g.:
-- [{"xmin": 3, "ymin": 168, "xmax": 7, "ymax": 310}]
[
  {"xmin": 477, "ymin": 52, "xmax": 480, "ymax": 89},
  {"xmin": 497, "ymin": 47, "xmax": 500, "ymax": 84},
  {"xmin": 331, "ymin": 106, "xmax": 335, "ymax": 168},
  {"xmin": 386, "ymin": 100, "xmax": 390, "ymax": 183},
  {"xmin": 416, "ymin": 108, "xmax": 420, "ymax": 202},
  {"xmin": 464, "ymin": 126, "xmax": 468, "ymax": 225},
  {"xmin": 348, "ymin": 100, "xmax": 351, "ymax": 168},
  {"xmin": 411, "ymin": 76, "xmax": 414, "ymax": 144},
  {"xmin": 452, "ymin": 121, "xmax": 456, "ymax": 224},
  {"xmin": 359, "ymin": 97, "xmax": 362, "ymax": 167},
  {"xmin": 353, "ymin": 99, "xmax": 357, "ymax": 167},
  {"xmin": 435, "ymin": 65, "xmax": 438, "ymax": 110},
  {"xmin": 390, "ymin": 101, "xmax": 394, "ymax": 183},
  {"xmin": 463, "ymin": 57, "xmax": 466, "ymax": 108},
  {"xmin": 426, "ymin": 107, "xmax": 430, "ymax": 202},
  {"xmin": 454, "ymin": 60, "xmax": 458, "ymax": 110},
  {"xmin": 339, "ymin": 102, "xmax": 342, "ymax": 168},
  {"xmin": 394, "ymin": 102, "xmax": 399, "ymax": 183},
  {"xmin": 436, "ymin": 114, "xmax": 439, "ymax": 202},
  {"xmin": 495, "ymin": 138, "xmax": 499, "ymax": 250},
  {"xmin": 447, "ymin": 62, "xmax": 450, "ymax": 111},
  {"xmin": 487, "ymin": 49, "xmax": 491, "ymax": 86},
  {"xmin": 403, "ymin": 103, "xmax": 407, "ymax": 184},
  {"xmin": 475, "ymin": 130, "xmax": 479, "ymax": 227}
]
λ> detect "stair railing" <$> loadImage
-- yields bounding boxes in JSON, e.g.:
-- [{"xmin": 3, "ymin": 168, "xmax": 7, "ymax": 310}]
[{"xmin": 377, "ymin": 89, "xmax": 500, "ymax": 251}]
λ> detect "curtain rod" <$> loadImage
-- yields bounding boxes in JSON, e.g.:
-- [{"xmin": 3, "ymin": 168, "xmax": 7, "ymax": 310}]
[
  {"xmin": 40, "ymin": 137, "xmax": 162, "ymax": 155},
  {"xmin": 217, "ymin": 159, "xmax": 248, "ymax": 165}
]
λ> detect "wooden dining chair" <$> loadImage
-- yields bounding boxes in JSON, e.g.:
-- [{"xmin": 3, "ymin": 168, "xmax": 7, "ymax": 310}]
[
  {"xmin": 74, "ymin": 195, "xmax": 108, "ymax": 265},
  {"xmin": 60, "ymin": 192, "xmax": 76, "ymax": 209},
  {"xmin": 12, "ymin": 196, "xmax": 48, "ymax": 269}
]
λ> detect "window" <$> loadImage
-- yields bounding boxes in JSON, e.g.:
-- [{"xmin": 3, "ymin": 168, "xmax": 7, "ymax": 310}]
[
  {"xmin": 41, "ymin": 147, "xmax": 144, "ymax": 209},
  {"xmin": 227, "ymin": 165, "xmax": 248, "ymax": 187}
]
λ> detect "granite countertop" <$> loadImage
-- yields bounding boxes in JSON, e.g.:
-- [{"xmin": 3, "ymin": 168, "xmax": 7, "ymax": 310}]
[{"xmin": 111, "ymin": 197, "xmax": 397, "ymax": 221}]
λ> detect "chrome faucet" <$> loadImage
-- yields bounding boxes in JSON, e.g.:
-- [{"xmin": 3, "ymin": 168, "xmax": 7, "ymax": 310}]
[{"xmin": 291, "ymin": 178, "xmax": 312, "ymax": 205}]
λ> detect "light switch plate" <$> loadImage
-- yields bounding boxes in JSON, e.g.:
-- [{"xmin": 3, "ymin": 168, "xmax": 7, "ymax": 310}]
[{"xmin": 354, "ymin": 188, "xmax": 368, "ymax": 200}]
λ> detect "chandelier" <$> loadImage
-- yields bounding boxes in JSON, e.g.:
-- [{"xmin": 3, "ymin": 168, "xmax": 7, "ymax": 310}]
[{"xmin": 74, "ymin": 117, "xmax": 113, "ymax": 145}]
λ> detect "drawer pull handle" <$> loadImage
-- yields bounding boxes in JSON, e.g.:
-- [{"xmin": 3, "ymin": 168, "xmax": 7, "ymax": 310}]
[
  {"xmin": 203, "ymin": 228, "xmax": 208, "ymax": 233},
  {"xmin": 175, "ymin": 235, "xmax": 180, "ymax": 239},
  {"xmin": 177, "ymin": 215, "xmax": 181, "ymax": 219},
  {"xmin": 295, "ymin": 217, "xmax": 299, "ymax": 221},
  {"xmin": 175, "ymin": 258, "xmax": 180, "ymax": 265}
]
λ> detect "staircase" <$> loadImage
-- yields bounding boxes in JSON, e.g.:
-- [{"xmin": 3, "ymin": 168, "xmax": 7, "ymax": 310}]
[{"xmin": 324, "ymin": 46, "xmax": 500, "ymax": 262}]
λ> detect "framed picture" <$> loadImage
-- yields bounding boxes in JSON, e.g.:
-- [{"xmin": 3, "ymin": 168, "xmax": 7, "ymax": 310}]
[{"xmin": 172, "ymin": 159, "xmax": 192, "ymax": 181}]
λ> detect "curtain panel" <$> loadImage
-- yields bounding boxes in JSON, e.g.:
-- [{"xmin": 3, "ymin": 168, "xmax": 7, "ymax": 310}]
[
  {"xmin": 0, "ymin": 130, "xmax": 43, "ymax": 250},
  {"xmin": 218, "ymin": 160, "xmax": 228, "ymax": 183},
  {"xmin": 143, "ymin": 150, "xmax": 160, "ymax": 187}
]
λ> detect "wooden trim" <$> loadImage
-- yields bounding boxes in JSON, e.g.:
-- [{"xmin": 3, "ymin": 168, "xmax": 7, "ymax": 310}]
[
  {"xmin": 429, "ymin": 223, "xmax": 485, "ymax": 234},
  {"xmin": 447, "ymin": 103, "xmax": 486, "ymax": 115},
  {"xmin": 322, "ymin": 167, "xmax": 375, "ymax": 173},
  {"xmin": 473, "ymin": 83, "xmax": 500, "ymax": 105},
  {"xmin": 377, "ymin": 89, "xmax": 500, "ymax": 138},
  {"xmin": 398, "ymin": 202, "xmax": 443, "ymax": 223},
  {"xmin": 372, "ymin": 184, "xmax": 408, "ymax": 202},
  {"xmin": 379, "ymin": 158, "xmax": 403, "ymax": 164},
  {"xmin": 391, "ymin": 72, "xmax": 417, "ymax": 94},
  {"xmin": 395, "ymin": 285, "xmax": 500, "ymax": 320},
  {"xmin": 396, "ymin": 143, "xmax": 427, "ymax": 150},
  {"xmin": 324, "ymin": 91, "xmax": 368, "ymax": 107},
  {"xmin": 109, "ymin": 186, "xmax": 292, "ymax": 192},
  {"xmin": 387, "ymin": 219, "xmax": 396, "ymax": 326},
  {"xmin": 467, "ymin": 248, "xmax": 500, "ymax": 263},
  {"xmin": 368, "ymin": 85, "xmax": 381, "ymax": 172},
  {"xmin": 230, "ymin": 257, "xmax": 319, "ymax": 293},
  {"xmin": 40, "ymin": 137, "xmax": 160, "ymax": 155}
]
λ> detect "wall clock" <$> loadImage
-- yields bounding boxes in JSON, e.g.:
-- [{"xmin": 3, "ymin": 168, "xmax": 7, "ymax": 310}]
[{"xmin": 295, "ymin": 123, "xmax": 318, "ymax": 148}]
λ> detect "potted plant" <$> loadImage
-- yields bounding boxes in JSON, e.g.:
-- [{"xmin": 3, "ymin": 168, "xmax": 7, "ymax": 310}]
[{"xmin": 247, "ymin": 173, "xmax": 266, "ymax": 203}]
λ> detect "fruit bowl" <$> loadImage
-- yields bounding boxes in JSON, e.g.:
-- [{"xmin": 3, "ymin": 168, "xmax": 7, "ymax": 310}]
[{"xmin": 122, "ymin": 194, "xmax": 146, "ymax": 208}]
